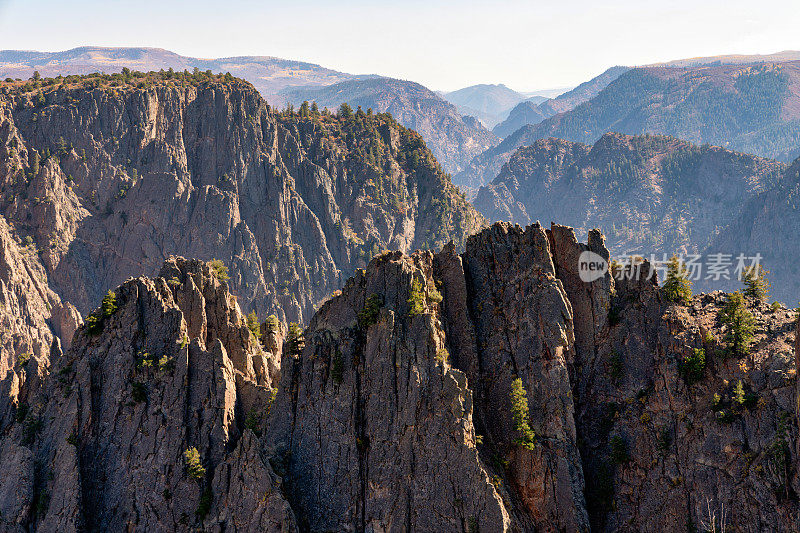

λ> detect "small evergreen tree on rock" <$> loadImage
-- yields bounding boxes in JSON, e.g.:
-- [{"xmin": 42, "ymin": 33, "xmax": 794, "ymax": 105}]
[
  {"xmin": 720, "ymin": 291, "xmax": 755, "ymax": 357},
  {"xmin": 742, "ymin": 266, "xmax": 770, "ymax": 303},
  {"xmin": 663, "ymin": 255, "xmax": 692, "ymax": 304}
]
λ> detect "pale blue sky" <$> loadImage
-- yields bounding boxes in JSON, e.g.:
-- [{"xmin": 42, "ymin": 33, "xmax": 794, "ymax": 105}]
[{"xmin": 1, "ymin": 0, "xmax": 799, "ymax": 91}]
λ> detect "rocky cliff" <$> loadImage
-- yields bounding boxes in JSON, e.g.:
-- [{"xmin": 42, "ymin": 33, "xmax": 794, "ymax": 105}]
[
  {"xmin": 0, "ymin": 71, "xmax": 483, "ymax": 324},
  {"xmin": 0, "ymin": 257, "xmax": 294, "ymax": 531},
  {"xmin": 0, "ymin": 219, "xmax": 800, "ymax": 531},
  {"xmin": 282, "ymin": 77, "xmax": 499, "ymax": 176},
  {"xmin": 706, "ymin": 157, "xmax": 800, "ymax": 305},
  {"xmin": 0, "ymin": 221, "xmax": 796, "ymax": 531},
  {"xmin": 474, "ymin": 133, "xmax": 785, "ymax": 257}
]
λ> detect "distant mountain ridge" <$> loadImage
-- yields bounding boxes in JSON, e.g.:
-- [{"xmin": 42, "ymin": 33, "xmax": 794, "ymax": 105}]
[
  {"xmin": 0, "ymin": 46, "xmax": 367, "ymax": 105},
  {"xmin": 442, "ymin": 83, "xmax": 526, "ymax": 128},
  {"xmin": 492, "ymin": 66, "xmax": 630, "ymax": 138},
  {"xmin": 460, "ymin": 60, "xmax": 800, "ymax": 192},
  {"xmin": 648, "ymin": 50, "xmax": 800, "ymax": 67},
  {"xmin": 0, "ymin": 46, "xmax": 499, "ymax": 176},
  {"xmin": 473, "ymin": 132, "xmax": 785, "ymax": 255},
  {"xmin": 283, "ymin": 77, "xmax": 499, "ymax": 175},
  {"xmin": 523, "ymin": 61, "xmax": 800, "ymax": 162}
]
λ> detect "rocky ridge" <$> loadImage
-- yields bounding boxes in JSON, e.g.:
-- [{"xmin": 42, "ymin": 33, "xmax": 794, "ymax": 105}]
[
  {"xmin": 0, "ymin": 221, "xmax": 796, "ymax": 531},
  {"xmin": 0, "ymin": 257, "xmax": 293, "ymax": 531},
  {"xmin": 0, "ymin": 71, "xmax": 483, "ymax": 324},
  {"xmin": 473, "ymin": 132, "xmax": 785, "ymax": 256},
  {"xmin": 282, "ymin": 77, "xmax": 499, "ymax": 176}
]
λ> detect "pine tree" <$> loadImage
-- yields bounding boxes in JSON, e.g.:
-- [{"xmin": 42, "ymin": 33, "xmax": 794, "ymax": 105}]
[
  {"xmin": 287, "ymin": 323, "xmax": 305, "ymax": 356},
  {"xmin": 183, "ymin": 447, "xmax": 205, "ymax": 480},
  {"xmin": 246, "ymin": 311, "xmax": 261, "ymax": 339},
  {"xmin": 509, "ymin": 378, "xmax": 536, "ymax": 450},
  {"xmin": 720, "ymin": 291, "xmax": 755, "ymax": 357},
  {"xmin": 733, "ymin": 379, "xmax": 746, "ymax": 406},
  {"xmin": 663, "ymin": 255, "xmax": 692, "ymax": 304},
  {"xmin": 264, "ymin": 314, "xmax": 280, "ymax": 335},
  {"xmin": 338, "ymin": 103, "xmax": 353, "ymax": 119},
  {"xmin": 407, "ymin": 278, "xmax": 425, "ymax": 316},
  {"xmin": 208, "ymin": 259, "xmax": 229, "ymax": 281},
  {"xmin": 742, "ymin": 266, "xmax": 770, "ymax": 303}
]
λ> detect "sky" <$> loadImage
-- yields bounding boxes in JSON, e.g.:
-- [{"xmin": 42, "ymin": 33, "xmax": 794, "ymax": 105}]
[{"xmin": 1, "ymin": 0, "xmax": 799, "ymax": 92}]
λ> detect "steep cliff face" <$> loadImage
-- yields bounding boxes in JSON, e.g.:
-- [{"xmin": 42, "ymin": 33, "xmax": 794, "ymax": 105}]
[
  {"xmin": 283, "ymin": 77, "xmax": 499, "ymax": 176},
  {"xmin": 0, "ymin": 221, "xmax": 796, "ymax": 532},
  {"xmin": 0, "ymin": 72, "xmax": 484, "ymax": 324},
  {"xmin": 0, "ymin": 257, "xmax": 293, "ymax": 531},
  {"xmin": 548, "ymin": 225, "xmax": 799, "ymax": 531},
  {"xmin": 707, "ymin": 157, "xmax": 800, "ymax": 304},
  {"xmin": 458, "ymin": 224, "xmax": 589, "ymax": 531},
  {"xmin": 267, "ymin": 250, "xmax": 511, "ymax": 532},
  {"xmin": 0, "ymin": 214, "xmax": 78, "ymax": 380},
  {"xmin": 0, "ymin": 211, "xmax": 81, "ymax": 436},
  {"xmin": 474, "ymin": 133, "xmax": 786, "ymax": 257}
]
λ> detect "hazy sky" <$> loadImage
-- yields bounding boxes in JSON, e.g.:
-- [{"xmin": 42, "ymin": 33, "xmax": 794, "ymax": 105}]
[{"xmin": 1, "ymin": 0, "xmax": 799, "ymax": 91}]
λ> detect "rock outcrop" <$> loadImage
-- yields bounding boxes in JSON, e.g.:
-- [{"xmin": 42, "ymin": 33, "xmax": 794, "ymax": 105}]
[
  {"xmin": 267, "ymin": 250, "xmax": 511, "ymax": 531},
  {"xmin": 0, "ymin": 222, "xmax": 796, "ymax": 532},
  {"xmin": 0, "ymin": 257, "xmax": 293, "ymax": 532},
  {"xmin": 282, "ymin": 77, "xmax": 499, "ymax": 176},
  {"xmin": 0, "ymin": 72, "xmax": 484, "ymax": 324},
  {"xmin": 547, "ymin": 224, "xmax": 799, "ymax": 531}
]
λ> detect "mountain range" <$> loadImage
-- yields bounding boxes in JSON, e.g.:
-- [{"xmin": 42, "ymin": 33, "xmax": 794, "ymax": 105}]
[
  {"xmin": 283, "ymin": 77, "xmax": 499, "ymax": 174},
  {"xmin": 0, "ymin": 47, "xmax": 799, "ymax": 533},
  {"xmin": 492, "ymin": 66, "xmax": 630, "ymax": 138},
  {"xmin": 0, "ymin": 71, "xmax": 482, "ymax": 327},
  {"xmin": 0, "ymin": 46, "xmax": 365, "ymax": 105},
  {"xmin": 458, "ymin": 60, "xmax": 800, "ymax": 191},
  {"xmin": 441, "ymin": 83, "xmax": 528, "ymax": 128},
  {"xmin": 0, "ymin": 47, "xmax": 502, "ymax": 177}
]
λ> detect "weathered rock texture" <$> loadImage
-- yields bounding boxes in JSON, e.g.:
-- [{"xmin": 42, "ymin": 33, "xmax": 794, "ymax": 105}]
[
  {"xmin": 283, "ymin": 77, "xmax": 499, "ymax": 176},
  {"xmin": 0, "ymin": 222, "xmax": 797, "ymax": 532},
  {"xmin": 0, "ymin": 72, "xmax": 483, "ymax": 324},
  {"xmin": 0, "ymin": 258, "xmax": 293, "ymax": 532},
  {"xmin": 474, "ymin": 133, "xmax": 785, "ymax": 257},
  {"xmin": 0, "ymin": 211, "xmax": 80, "ymax": 428},
  {"xmin": 548, "ymin": 224, "xmax": 799, "ymax": 531},
  {"xmin": 267, "ymin": 250, "xmax": 511, "ymax": 531}
]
